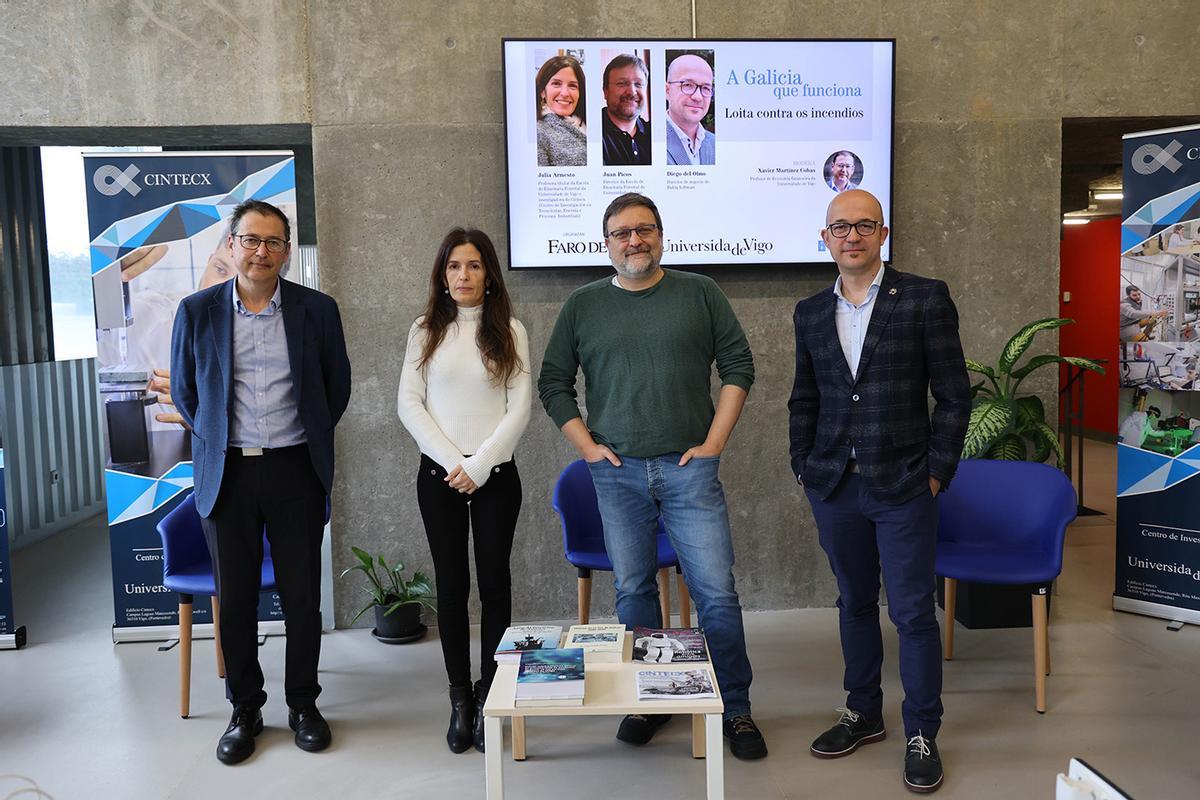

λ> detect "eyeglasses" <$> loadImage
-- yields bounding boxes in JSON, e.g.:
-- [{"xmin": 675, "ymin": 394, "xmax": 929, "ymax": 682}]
[
  {"xmin": 233, "ymin": 234, "xmax": 289, "ymax": 253},
  {"xmin": 826, "ymin": 221, "xmax": 881, "ymax": 238},
  {"xmin": 667, "ymin": 80, "xmax": 714, "ymax": 99},
  {"xmin": 606, "ymin": 224, "xmax": 660, "ymax": 242}
]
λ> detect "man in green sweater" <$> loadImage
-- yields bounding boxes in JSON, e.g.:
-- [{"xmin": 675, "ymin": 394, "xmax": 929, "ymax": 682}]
[{"xmin": 539, "ymin": 192, "xmax": 767, "ymax": 760}]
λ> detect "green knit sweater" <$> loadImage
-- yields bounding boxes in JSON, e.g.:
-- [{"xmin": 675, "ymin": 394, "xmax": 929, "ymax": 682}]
[{"xmin": 538, "ymin": 270, "xmax": 755, "ymax": 456}]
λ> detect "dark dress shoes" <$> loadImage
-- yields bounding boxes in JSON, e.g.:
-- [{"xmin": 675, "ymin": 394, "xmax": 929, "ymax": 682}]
[
  {"xmin": 447, "ymin": 684, "xmax": 476, "ymax": 754},
  {"xmin": 216, "ymin": 706, "xmax": 263, "ymax": 765},
  {"xmin": 288, "ymin": 706, "xmax": 332, "ymax": 752},
  {"xmin": 472, "ymin": 680, "xmax": 489, "ymax": 753},
  {"xmin": 903, "ymin": 732, "xmax": 944, "ymax": 793},
  {"xmin": 810, "ymin": 707, "xmax": 886, "ymax": 758},
  {"xmin": 616, "ymin": 713, "xmax": 672, "ymax": 745},
  {"xmin": 722, "ymin": 713, "xmax": 768, "ymax": 760}
]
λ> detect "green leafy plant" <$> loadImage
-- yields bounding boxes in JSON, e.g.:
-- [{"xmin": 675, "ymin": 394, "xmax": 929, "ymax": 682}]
[
  {"xmin": 340, "ymin": 546, "xmax": 436, "ymax": 625},
  {"xmin": 963, "ymin": 318, "xmax": 1105, "ymax": 466}
]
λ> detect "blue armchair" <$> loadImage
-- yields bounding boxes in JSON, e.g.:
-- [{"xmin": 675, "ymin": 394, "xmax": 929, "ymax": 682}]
[
  {"xmin": 157, "ymin": 491, "xmax": 276, "ymax": 718},
  {"xmin": 551, "ymin": 460, "xmax": 691, "ymax": 627},
  {"xmin": 936, "ymin": 459, "xmax": 1077, "ymax": 712}
]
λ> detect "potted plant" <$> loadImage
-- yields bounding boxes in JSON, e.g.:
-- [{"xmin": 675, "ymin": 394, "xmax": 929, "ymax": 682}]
[
  {"xmin": 963, "ymin": 317, "xmax": 1104, "ymax": 464},
  {"xmin": 340, "ymin": 546, "xmax": 436, "ymax": 644}
]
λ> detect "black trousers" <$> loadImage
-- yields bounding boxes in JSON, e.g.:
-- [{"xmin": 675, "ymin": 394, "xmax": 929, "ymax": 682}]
[
  {"xmin": 201, "ymin": 444, "xmax": 326, "ymax": 711},
  {"xmin": 417, "ymin": 454, "xmax": 521, "ymax": 688}
]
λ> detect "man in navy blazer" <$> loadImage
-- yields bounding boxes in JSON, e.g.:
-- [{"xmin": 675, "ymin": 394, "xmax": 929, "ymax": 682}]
[
  {"xmin": 171, "ymin": 200, "xmax": 351, "ymax": 765},
  {"xmin": 789, "ymin": 190, "xmax": 970, "ymax": 794}
]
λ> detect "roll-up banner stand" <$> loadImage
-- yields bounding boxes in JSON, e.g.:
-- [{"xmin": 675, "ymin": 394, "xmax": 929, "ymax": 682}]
[
  {"xmin": 1116, "ymin": 123, "xmax": 1200, "ymax": 625},
  {"xmin": 0, "ymin": 434, "xmax": 26, "ymax": 649},
  {"xmin": 83, "ymin": 152, "xmax": 303, "ymax": 643}
]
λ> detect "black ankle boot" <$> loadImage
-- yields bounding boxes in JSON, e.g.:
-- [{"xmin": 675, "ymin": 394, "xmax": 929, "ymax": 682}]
[
  {"xmin": 447, "ymin": 684, "xmax": 475, "ymax": 753},
  {"xmin": 473, "ymin": 680, "xmax": 490, "ymax": 752}
]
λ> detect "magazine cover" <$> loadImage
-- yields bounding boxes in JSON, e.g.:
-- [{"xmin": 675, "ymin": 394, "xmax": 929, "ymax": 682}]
[
  {"xmin": 516, "ymin": 648, "xmax": 586, "ymax": 704},
  {"xmin": 636, "ymin": 668, "xmax": 717, "ymax": 700},
  {"xmin": 494, "ymin": 624, "xmax": 563, "ymax": 663},
  {"xmin": 632, "ymin": 626, "xmax": 708, "ymax": 663},
  {"xmin": 565, "ymin": 623, "xmax": 626, "ymax": 662}
]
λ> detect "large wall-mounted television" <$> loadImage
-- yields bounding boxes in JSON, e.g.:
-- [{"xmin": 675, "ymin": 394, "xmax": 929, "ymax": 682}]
[{"xmin": 501, "ymin": 38, "xmax": 895, "ymax": 269}]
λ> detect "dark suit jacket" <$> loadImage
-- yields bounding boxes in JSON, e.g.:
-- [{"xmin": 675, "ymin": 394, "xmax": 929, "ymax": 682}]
[
  {"xmin": 170, "ymin": 279, "xmax": 352, "ymax": 518},
  {"xmin": 788, "ymin": 266, "xmax": 971, "ymax": 504}
]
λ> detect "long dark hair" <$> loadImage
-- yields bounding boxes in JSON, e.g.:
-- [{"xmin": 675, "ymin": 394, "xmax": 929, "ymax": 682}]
[
  {"xmin": 535, "ymin": 54, "xmax": 586, "ymax": 125},
  {"xmin": 417, "ymin": 228, "xmax": 521, "ymax": 385}
]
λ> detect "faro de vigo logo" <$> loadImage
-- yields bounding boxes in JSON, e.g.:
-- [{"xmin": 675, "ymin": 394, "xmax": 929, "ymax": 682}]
[
  {"xmin": 93, "ymin": 163, "xmax": 142, "ymax": 197},
  {"xmin": 1131, "ymin": 139, "xmax": 1183, "ymax": 176}
]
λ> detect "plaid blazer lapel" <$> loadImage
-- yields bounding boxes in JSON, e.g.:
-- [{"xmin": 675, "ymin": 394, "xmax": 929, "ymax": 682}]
[
  {"xmin": 817, "ymin": 289, "xmax": 854, "ymax": 387},
  {"xmin": 853, "ymin": 267, "xmax": 901, "ymax": 384}
]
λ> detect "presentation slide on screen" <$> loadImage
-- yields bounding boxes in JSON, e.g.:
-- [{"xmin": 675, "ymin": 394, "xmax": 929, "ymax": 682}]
[{"xmin": 503, "ymin": 39, "xmax": 894, "ymax": 269}]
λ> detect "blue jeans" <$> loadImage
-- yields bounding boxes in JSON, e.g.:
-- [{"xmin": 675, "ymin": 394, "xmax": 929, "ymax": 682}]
[
  {"xmin": 587, "ymin": 454, "xmax": 753, "ymax": 717},
  {"xmin": 806, "ymin": 473, "xmax": 943, "ymax": 738}
]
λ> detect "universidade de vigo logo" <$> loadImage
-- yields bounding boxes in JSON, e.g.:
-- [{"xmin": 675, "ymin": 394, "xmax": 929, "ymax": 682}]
[{"xmin": 93, "ymin": 163, "xmax": 142, "ymax": 197}]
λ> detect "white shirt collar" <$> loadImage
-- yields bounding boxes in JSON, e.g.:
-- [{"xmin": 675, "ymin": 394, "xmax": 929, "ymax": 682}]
[{"xmin": 833, "ymin": 265, "xmax": 884, "ymax": 302}]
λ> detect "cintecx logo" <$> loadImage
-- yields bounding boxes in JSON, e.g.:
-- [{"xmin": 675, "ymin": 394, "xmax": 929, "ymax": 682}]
[
  {"xmin": 93, "ymin": 163, "xmax": 142, "ymax": 197},
  {"xmin": 1131, "ymin": 139, "xmax": 1183, "ymax": 175}
]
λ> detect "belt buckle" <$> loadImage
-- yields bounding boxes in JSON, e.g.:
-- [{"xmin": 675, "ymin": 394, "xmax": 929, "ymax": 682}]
[{"xmin": 242, "ymin": 447, "xmax": 264, "ymax": 456}]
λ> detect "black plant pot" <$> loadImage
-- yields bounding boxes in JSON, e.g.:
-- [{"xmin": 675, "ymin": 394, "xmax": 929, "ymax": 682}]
[{"xmin": 372, "ymin": 602, "xmax": 427, "ymax": 644}]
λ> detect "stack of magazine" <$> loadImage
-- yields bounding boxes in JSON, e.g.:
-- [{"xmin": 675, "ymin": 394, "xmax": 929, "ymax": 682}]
[
  {"xmin": 563, "ymin": 623, "xmax": 626, "ymax": 662},
  {"xmin": 515, "ymin": 648, "xmax": 585, "ymax": 707}
]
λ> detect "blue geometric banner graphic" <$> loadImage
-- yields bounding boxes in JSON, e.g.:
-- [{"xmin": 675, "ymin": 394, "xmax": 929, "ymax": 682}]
[
  {"xmin": 82, "ymin": 152, "xmax": 294, "ymax": 635},
  {"xmin": 1117, "ymin": 124, "xmax": 1200, "ymax": 620}
]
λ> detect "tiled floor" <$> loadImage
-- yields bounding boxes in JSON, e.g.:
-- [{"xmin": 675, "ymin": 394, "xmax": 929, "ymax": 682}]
[{"xmin": 1, "ymin": 440, "xmax": 1197, "ymax": 799}]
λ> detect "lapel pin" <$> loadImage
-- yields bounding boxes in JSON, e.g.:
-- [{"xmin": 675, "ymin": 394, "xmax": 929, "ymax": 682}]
[{"xmin": 889, "ymin": 288, "xmax": 897, "ymax": 295}]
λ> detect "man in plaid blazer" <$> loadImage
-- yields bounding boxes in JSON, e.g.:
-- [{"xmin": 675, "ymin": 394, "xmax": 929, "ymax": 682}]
[{"xmin": 788, "ymin": 189, "xmax": 970, "ymax": 794}]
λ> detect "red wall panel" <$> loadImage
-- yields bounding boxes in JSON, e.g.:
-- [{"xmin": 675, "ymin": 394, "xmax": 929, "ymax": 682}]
[{"xmin": 1059, "ymin": 217, "xmax": 1120, "ymax": 436}]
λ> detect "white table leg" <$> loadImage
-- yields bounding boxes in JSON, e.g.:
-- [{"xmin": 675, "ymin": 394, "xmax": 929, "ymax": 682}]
[
  {"xmin": 485, "ymin": 716, "xmax": 504, "ymax": 799},
  {"xmin": 705, "ymin": 713, "xmax": 724, "ymax": 800}
]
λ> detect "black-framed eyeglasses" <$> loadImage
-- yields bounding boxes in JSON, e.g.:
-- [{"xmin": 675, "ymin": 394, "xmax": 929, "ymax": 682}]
[
  {"xmin": 666, "ymin": 80, "xmax": 714, "ymax": 99},
  {"xmin": 233, "ymin": 234, "xmax": 289, "ymax": 253},
  {"xmin": 606, "ymin": 224, "xmax": 660, "ymax": 242},
  {"xmin": 826, "ymin": 221, "xmax": 881, "ymax": 238}
]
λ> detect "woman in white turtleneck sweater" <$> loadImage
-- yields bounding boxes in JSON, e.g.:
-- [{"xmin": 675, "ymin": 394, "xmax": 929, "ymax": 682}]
[{"xmin": 397, "ymin": 228, "xmax": 530, "ymax": 755}]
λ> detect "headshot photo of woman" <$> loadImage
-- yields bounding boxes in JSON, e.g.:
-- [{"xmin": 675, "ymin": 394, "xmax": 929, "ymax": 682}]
[
  {"xmin": 535, "ymin": 53, "xmax": 587, "ymax": 166},
  {"xmin": 397, "ymin": 228, "xmax": 531, "ymax": 754}
]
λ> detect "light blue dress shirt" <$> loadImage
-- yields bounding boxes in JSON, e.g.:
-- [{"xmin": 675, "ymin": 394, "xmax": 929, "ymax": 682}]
[
  {"xmin": 228, "ymin": 280, "xmax": 306, "ymax": 449},
  {"xmin": 833, "ymin": 266, "xmax": 884, "ymax": 459}
]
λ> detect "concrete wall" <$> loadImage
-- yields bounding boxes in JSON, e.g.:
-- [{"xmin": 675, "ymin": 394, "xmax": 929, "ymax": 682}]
[{"xmin": 0, "ymin": 1, "xmax": 1188, "ymax": 626}]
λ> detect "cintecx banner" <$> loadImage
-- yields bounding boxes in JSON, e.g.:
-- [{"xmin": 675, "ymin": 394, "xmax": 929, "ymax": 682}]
[
  {"xmin": 83, "ymin": 152, "xmax": 296, "ymax": 641},
  {"xmin": 1116, "ymin": 123, "xmax": 1200, "ymax": 624}
]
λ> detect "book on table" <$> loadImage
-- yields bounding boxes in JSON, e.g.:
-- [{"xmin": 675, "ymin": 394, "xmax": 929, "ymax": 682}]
[
  {"xmin": 563, "ymin": 623, "xmax": 626, "ymax": 662},
  {"xmin": 494, "ymin": 624, "xmax": 563, "ymax": 664},
  {"xmin": 636, "ymin": 668, "xmax": 717, "ymax": 701},
  {"xmin": 515, "ymin": 648, "xmax": 586, "ymax": 707},
  {"xmin": 631, "ymin": 626, "xmax": 709, "ymax": 664}
]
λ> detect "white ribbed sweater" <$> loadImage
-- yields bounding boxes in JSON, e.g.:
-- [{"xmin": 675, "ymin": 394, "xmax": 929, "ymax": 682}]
[{"xmin": 396, "ymin": 304, "xmax": 531, "ymax": 487}]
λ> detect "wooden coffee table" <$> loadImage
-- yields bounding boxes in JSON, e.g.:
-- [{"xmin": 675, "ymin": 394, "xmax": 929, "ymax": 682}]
[{"xmin": 482, "ymin": 633, "xmax": 725, "ymax": 799}]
